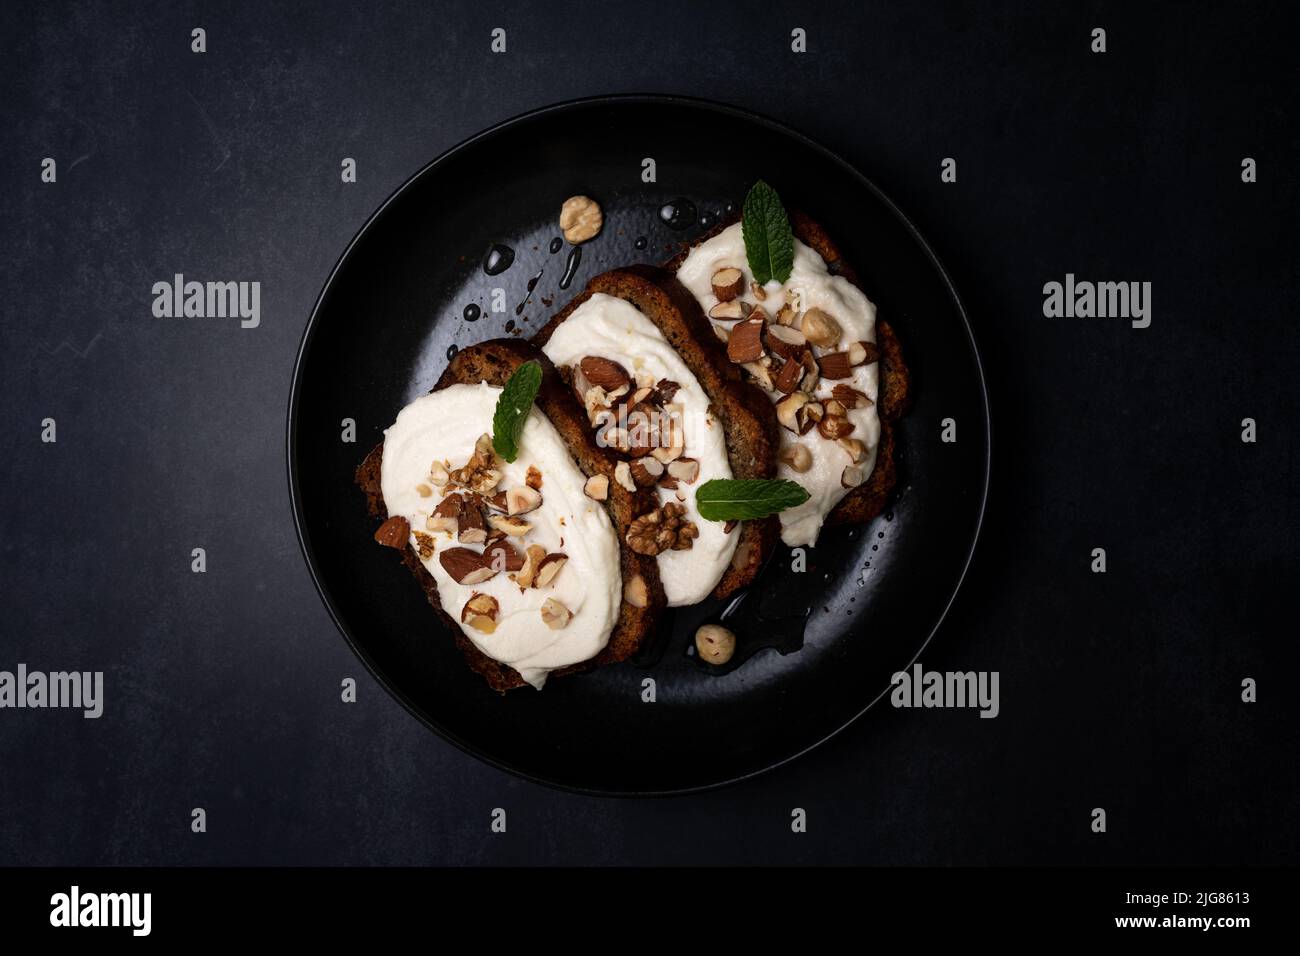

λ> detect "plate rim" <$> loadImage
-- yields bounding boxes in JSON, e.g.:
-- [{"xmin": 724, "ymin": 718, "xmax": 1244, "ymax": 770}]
[{"xmin": 286, "ymin": 92, "xmax": 993, "ymax": 797}]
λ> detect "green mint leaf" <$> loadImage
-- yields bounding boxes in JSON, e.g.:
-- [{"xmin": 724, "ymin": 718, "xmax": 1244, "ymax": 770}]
[
  {"xmin": 491, "ymin": 360, "xmax": 542, "ymax": 463},
  {"xmin": 695, "ymin": 478, "xmax": 810, "ymax": 522},
  {"xmin": 741, "ymin": 180, "xmax": 794, "ymax": 286}
]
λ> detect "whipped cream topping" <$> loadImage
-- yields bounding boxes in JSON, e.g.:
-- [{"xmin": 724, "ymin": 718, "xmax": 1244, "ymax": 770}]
[
  {"xmin": 676, "ymin": 222, "xmax": 882, "ymax": 547},
  {"xmin": 542, "ymin": 292, "xmax": 738, "ymax": 606},
  {"xmin": 380, "ymin": 383, "xmax": 621, "ymax": 689}
]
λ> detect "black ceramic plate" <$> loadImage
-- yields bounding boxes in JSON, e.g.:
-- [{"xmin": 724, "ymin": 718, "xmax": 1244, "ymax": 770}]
[{"xmin": 289, "ymin": 95, "xmax": 989, "ymax": 795}]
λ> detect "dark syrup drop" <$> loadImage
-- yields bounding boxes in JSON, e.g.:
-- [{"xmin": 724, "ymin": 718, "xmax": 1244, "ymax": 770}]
[
  {"xmin": 658, "ymin": 198, "xmax": 698, "ymax": 231},
  {"xmin": 634, "ymin": 236, "xmax": 647, "ymax": 250},
  {"xmin": 446, "ymin": 344, "xmax": 459, "ymax": 361},
  {"xmin": 515, "ymin": 268, "xmax": 544, "ymax": 316},
  {"xmin": 559, "ymin": 245, "xmax": 582, "ymax": 290},
  {"xmin": 482, "ymin": 243, "xmax": 515, "ymax": 275},
  {"xmin": 548, "ymin": 237, "xmax": 563, "ymax": 254},
  {"xmin": 462, "ymin": 303, "xmax": 481, "ymax": 322}
]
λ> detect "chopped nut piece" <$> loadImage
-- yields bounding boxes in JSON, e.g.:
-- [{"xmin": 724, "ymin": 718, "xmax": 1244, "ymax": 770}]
[
  {"xmin": 627, "ymin": 385, "xmax": 656, "ymax": 412},
  {"xmin": 373, "ymin": 515, "xmax": 410, "ymax": 549},
  {"xmin": 709, "ymin": 299, "xmax": 752, "ymax": 321},
  {"xmin": 614, "ymin": 460, "xmax": 637, "ymax": 492},
  {"xmin": 817, "ymin": 350, "xmax": 854, "ymax": 379},
  {"xmin": 535, "ymin": 552, "xmax": 569, "ymax": 587},
  {"xmin": 540, "ymin": 598, "xmax": 572, "ymax": 630},
  {"xmin": 824, "ymin": 398, "xmax": 847, "ymax": 418},
  {"xmin": 416, "ymin": 483, "xmax": 432, "ymax": 498},
  {"xmin": 429, "ymin": 461, "xmax": 450, "ymax": 486},
  {"xmin": 764, "ymin": 324, "xmax": 806, "ymax": 359},
  {"xmin": 440, "ymin": 547, "xmax": 496, "ymax": 585},
  {"xmin": 427, "ymin": 494, "xmax": 462, "ymax": 534},
  {"xmin": 457, "ymin": 503, "xmax": 487, "ymax": 544},
  {"xmin": 487, "ymin": 514, "xmax": 532, "ymax": 537},
  {"xmin": 841, "ymin": 463, "xmax": 866, "ymax": 488},
  {"xmin": 742, "ymin": 360, "xmax": 776, "ymax": 391},
  {"xmin": 483, "ymin": 491, "xmax": 509, "ymax": 513},
  {"xmin": 796, "ymin": 401, "xmax": 824, "ymax": 436},
  {"xmin": 775, "ymin": 304, "xmax": 799, "ymax": 326},
  {"xmin": 713, "ymin": 324, "xmax": 730, "ymax": 344},
  {"xmin": 817, "ymin": 414, "xmax": 854, "ymax": 440},
  {"xmin": 801, "ymin": 308, "xmax": 842, "ymax": 348},
  {"xmin": 469, "ymin": 468, "xmax": 502, "ymax": 495},
  {"xmin": 560, "ymin": 195, "xmax": 603, "ymax": 244},
  {"xmin": 750, "ymin": 281, "xmax": 767, "ymax": 302},
  {"xmin": 583, "ymin": 385, "xmax": 610, "ymax": 422},
  {"xmin": 666, "ymin": 457, "xmax": 700, "ymax": 484},
  {"xmin": 579, "ymin": 355, "xmax": 631, "ymax": 391},
  {"xmin": 780, "ymin": 444, "xmax": 813, "ymax": 473},
  {"xmin": 630, "ymin": 456, "xmax": 665, "ymax": 487},
  {"xmin": 722, "ymin": 519, "xmax": 738, "ymax": 533},
  {"xmin": 650, "ymin": 429, "xmax": 685, "ymax": 463},
  {"xmin": 412, "ymin": 531, "xmax": 436, "ymax": 559},
  {"xmin": 655, "ymin": 379, "xmax": 680, "ymax": 404},
  {"xmin": 434, "ymin": 493, "xmax": 465, "ymax": 516},
  {"xmin": 748, "ymin": 305, "xmax": 770, "ymax": 324},
  {"xmin": 584, "ymin": 473, "xmax": 609, "ymax": 501},
  {"xmin": 516, "ymin": 544, "xmax": 547, "ymax": 588},
  {"xmin": 525, "ymin": 465, "xmax": 543, "ymax": 490},
  {"xmin": 506, "ymin": 485, "xmax": 542, "ymax": 515},
  {"xmin": 838, "ymin": 438, "xmax": 868, "ymax": 463},
  {"xmin": 773, "ymin": 355, "xmax": 803, "ymax": 394},
  {"xmin": 726, "ymin": 318, "xmax": 765, "ymax": 364},
  {"xmin": 623, "ymin": 574, "xmax": 649, "ymax": 608},
  {"xmin": 624, "ymin": 409, "xmax": 658, "ymax": 455},
  {"xmin": 831, "ymin": 383, "xmax": 873, "ymax": 408},
  {"xmin": 695, "ymin": 624, "xmax": 736, "ymax": 665},
  {"xmin": 848, "ymin": 340, "xmax": 879, "ymax": 366},
  {"xmin": 483, "ymin": 539, "xmax": 525, "ymax": 573},
  {"xmin": 776, "ymin": 391, "xmax": 810, "ymax": 432},
  {"xmin": 425, "ymin": 513, "xmax": 456, "ymax": 534},
  {"xmin": 800, "ymin": 350, "xmax": 820, "ymax": 391},
  {"xmin": 711, "ymin": 267, "xmax": 744, "ymax": 302},
  {"xmin": 460, "ymin": 592, "xmax": 500, "ymax": 633}
]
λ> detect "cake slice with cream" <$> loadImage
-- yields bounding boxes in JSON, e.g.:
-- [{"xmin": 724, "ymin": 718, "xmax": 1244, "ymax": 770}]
[
  {"xmin": 357, "ymin": 340, "xmax": 664, "ymax": 691},
  {"xmin": 669, "ymin": 184, "xmax": 911, "ymax": 548},
  {"xmin": 534, "ymin": 267, "xmax": 780, "ymax": 606}
]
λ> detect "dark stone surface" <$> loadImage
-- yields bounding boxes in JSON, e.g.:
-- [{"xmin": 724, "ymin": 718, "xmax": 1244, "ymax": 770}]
[{"xmin": 0, "ymin": 0, "xmax": 1294, "ymax": 864}]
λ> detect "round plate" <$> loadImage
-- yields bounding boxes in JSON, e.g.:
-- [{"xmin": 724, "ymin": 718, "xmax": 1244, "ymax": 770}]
[{"xmin": 289, "ymin": 95, "xmax": 990, "ymax": 795}]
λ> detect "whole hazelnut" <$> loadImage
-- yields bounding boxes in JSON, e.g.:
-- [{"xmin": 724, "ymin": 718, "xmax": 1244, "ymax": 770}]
[{"xmin": 695, "ymin": 624, "xmax": 737, "ymax": 665}]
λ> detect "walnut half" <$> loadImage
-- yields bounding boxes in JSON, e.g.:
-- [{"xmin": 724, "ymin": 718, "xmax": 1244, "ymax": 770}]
[
  {"xmin": 626, "ymin": 501, "xmax": 699, "ymax": 555},
  {"xmin": 560, "ymin": 195, "xmax": 603, "ymax": 244}
]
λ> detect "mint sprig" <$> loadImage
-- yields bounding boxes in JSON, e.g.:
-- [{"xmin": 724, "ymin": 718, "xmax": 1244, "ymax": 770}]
[
  {"xmin": 491, "ymin": 360, "xmax": 542, "ymax": 462},
  {"xmin": 741, "ymin": 180, "xmax": 794, "ymax": 285},
  {"xmin": 695, "ymin": 478, "xmax": 810, "ymax": 522}
]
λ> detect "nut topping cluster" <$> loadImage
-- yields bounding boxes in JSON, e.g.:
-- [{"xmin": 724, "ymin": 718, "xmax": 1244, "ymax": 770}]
[
  {"xmin": 710, "ymin": 267, "xmax": 880, "ymax": 490},
  {"xmin": 570, "ymin": 354, "xmax": 705, "ymax": 545},
  {"xmin": 382, "ymin": 433, "xmax": 571, "ymax": 630}
]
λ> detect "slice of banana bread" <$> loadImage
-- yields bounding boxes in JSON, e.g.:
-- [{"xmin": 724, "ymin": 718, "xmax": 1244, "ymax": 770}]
[{"xmin": 356, "ymin": 339, "xmax": 665, "ymax": 692}]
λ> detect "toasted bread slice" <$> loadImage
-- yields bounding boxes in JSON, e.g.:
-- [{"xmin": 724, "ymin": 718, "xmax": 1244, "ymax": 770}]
[
  {"xmin": 533, "ymin": 266, "xmax": 781, "ymax": 601},
  {"xmin": 665, "ymin": 211, "xmax": 911, "ymax": 530},
  {"xmin": 356, "ymin": 339, "xmax": 665, "ymax": 692}
]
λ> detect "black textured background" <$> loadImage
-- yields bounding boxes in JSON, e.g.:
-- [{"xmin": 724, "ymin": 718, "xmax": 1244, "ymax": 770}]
[{"xmin": 1, "ymin": 1, "xmax": 1295, "ymax": 865}]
